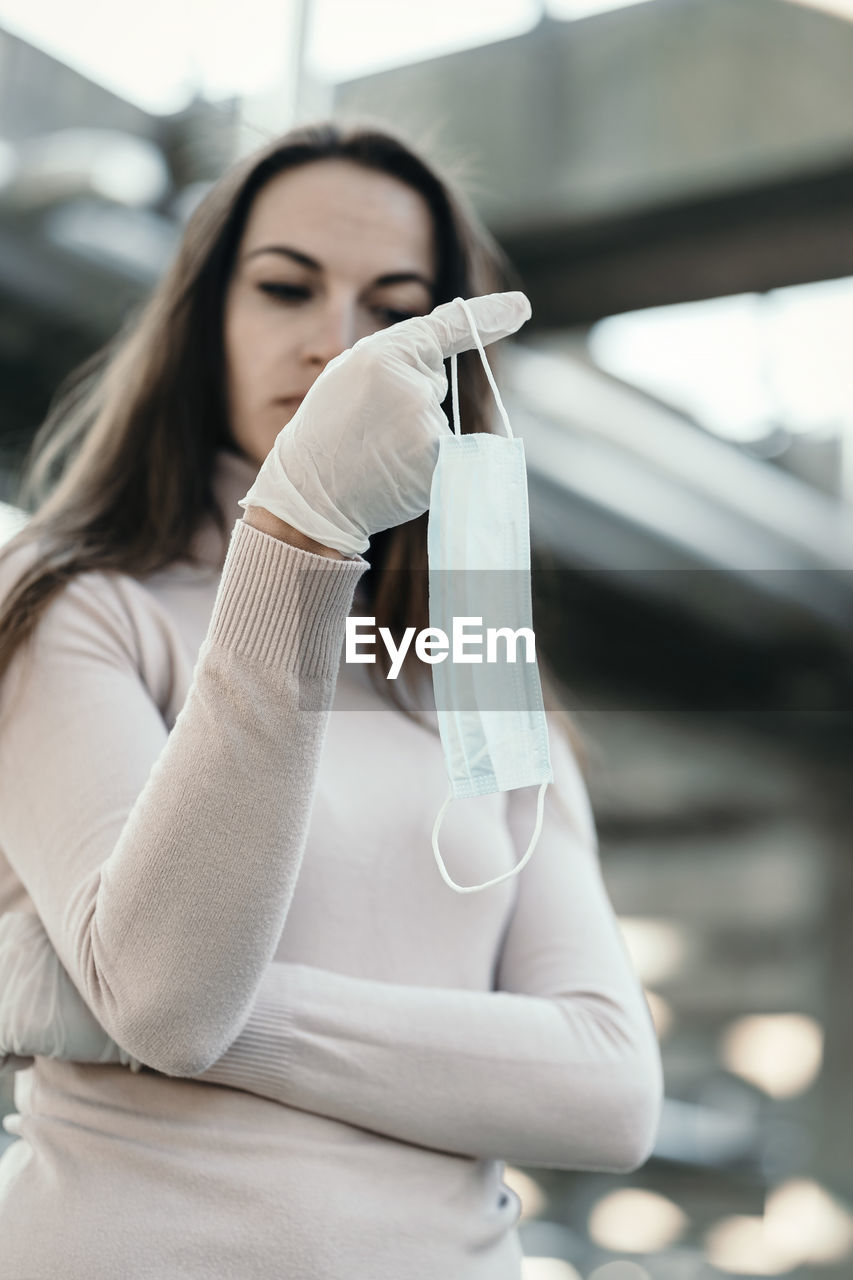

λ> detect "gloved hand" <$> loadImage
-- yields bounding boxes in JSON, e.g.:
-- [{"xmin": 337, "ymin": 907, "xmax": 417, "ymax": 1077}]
[
  {"xmin": 237, "ymin": 291, "xmax": 532, "ymax": 557},
  {"xmin": 0, "ymin": 912, "xmax": 143, "ymax": 1075}
]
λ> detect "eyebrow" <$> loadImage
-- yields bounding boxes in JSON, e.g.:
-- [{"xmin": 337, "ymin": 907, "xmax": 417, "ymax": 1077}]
[{"xmin": 243, "ymin": 244, "xmax": 435, "ymax": 292}]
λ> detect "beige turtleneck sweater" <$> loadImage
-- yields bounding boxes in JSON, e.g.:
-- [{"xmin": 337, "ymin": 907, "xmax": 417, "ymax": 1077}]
[{"xmin": 0, "ymin": 447, "xmax": 662, "ymax": 1280}]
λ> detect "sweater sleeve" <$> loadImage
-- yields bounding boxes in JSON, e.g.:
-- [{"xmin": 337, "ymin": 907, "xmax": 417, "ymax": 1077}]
[
  {"xmin": 197, "ymin": 720, "xmax": 664, "ymax": 1173},
  {"xmin": 0, "ymin": 520, "xmax": 367, "ymax": 1077}
]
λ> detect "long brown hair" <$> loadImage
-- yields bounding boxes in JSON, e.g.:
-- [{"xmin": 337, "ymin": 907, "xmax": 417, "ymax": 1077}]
[{"xmin": 0, "ymin": 118, "xmax": 577, "ymax": 755}]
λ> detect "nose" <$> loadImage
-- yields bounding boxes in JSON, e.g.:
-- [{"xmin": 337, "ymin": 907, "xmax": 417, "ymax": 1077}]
[{"xmin": 299, "ymin": 298, "xmax": 357, "ymax": 369}]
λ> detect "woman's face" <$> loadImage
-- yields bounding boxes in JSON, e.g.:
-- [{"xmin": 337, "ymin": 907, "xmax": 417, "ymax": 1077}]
[{"xmin": 224, "ymin": 158, "xmax": 438, "ymax": 467}]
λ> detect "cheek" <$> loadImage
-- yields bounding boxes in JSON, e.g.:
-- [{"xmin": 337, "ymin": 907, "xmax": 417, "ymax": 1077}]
[
  {"xmin": 225, "ymin": 296, "xmax": 256, "ymax": 372},
  {"xmin": 223, "ymin": 297, "xmax": 247, "ymax": 395},
  {"xmin": 225, "ymin": 295, "xmax": 296, "ymax": 396},
  {"xmin": 224, "ymin": 303, "xmax": 273, "ymax": 411}
]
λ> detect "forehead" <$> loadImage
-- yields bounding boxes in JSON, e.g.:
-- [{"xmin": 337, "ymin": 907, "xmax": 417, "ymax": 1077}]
[{"xmin": 240, "ymin": 159, "xmax": 436, "ymax": 278}]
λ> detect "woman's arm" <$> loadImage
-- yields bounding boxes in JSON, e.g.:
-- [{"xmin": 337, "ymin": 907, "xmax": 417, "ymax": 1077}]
[
  {"xmin": 0, "ymin": 521, "xmax": 366, "ymax": 1076},
  {"xmin": 0, "ymin": 723, "xmax": 662, "ymax": 1172},
  {"xmin": 197, "ymin": 723, "xmax": 663, "ymax": 1172}
]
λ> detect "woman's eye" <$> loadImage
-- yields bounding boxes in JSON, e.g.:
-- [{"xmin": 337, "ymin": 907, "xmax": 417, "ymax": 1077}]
[
  {"xmin": 257, "ymin": 283, "xmax": 311, "ymax": 303},
  {"xmin": 375, "ymin": 307, "xmax": 418, "ymax": 326}
]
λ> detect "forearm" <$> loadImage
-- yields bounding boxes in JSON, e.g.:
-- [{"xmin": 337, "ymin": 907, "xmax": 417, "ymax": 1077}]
[
  {"xmin": 2, "ymin": 706, "xmax": 662, "ymax": 1173},
  {"xmin": 242, "ymin": 508, "xmax": 350, "ymax": 560},
  {"xmin": 0, "ymin": 522, "xmax": 367, "ymax": 1076},
  {"xmin": 1, "ymin": 892, "xmax": 661, "ymax": 1170},
  {"xmin": 197, "ymin": 960, "xmax": 662, "ymax": 1172},
  {"xmin": 70, "ymin": 530, "xmax": 353, "ymax": 1073},
  {"xmin": 196, "ymin": 740, "xmax": 663, "ymax": 1172},
  {"xmin": 3, "ymin": 923, "xmax": 658, "ymax": 1171}
]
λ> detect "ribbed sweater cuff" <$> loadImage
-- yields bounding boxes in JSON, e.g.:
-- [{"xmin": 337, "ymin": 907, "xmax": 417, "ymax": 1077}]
[
  {"xmin": 199, "ymin": 983, "xmax": 297, "ymax": 1094},
  {"xmin": 206, "ymin": 519, "xmax": 368, "ymax": 680}
]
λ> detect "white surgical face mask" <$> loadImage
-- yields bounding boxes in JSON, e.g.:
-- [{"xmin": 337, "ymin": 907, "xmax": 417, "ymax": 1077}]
[{"xmin": 427, "ymin": 296, "xmax": 553, "ymax": 893}]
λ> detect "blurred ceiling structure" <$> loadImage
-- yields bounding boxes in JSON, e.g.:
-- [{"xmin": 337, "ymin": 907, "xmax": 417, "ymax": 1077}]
[
  {"xmin": 2, "ymin": 3, "xmax": 853, "ymax": 1276},
  {"xmin": 334, "ymin": 0, "xmax": 853, "ymax": 324}
]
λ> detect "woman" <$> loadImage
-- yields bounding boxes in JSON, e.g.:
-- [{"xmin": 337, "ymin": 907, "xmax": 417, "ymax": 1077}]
[{"xmin": 0, "ymin": 120, "xmax": 662, "ymax": 1278}]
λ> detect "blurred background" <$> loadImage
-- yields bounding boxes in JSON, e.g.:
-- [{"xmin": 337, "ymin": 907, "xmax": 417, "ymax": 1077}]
[{"xmin": 2, "ymin": 1, "xmax": 853, "ymax": 1276}]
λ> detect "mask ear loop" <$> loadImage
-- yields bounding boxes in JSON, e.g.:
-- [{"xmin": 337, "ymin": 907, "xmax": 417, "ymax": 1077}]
[
  {"xmin": 432, "ymin": 778, "xmax": 549, "ymax": 894},
  {"xmin": 453, "ymin": 296, "xmax": 514, "ymax": 440},
  {"xmin": 431, "ymin": 295, "xmax": 550, "ymax": 893}
]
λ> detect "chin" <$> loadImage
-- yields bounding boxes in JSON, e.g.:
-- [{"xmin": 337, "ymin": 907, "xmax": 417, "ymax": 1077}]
[
  {"xmin": 234, "ymin": 402, "xmax": 299, "ymax": 468},
  {"xmin": 270, "ymin": 402, "xmax": 299, "ymax": 434}
]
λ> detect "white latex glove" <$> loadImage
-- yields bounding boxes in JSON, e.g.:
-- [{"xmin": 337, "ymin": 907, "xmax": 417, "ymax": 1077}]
[
  {"xmin": 0, "ymin": 912, "xmax": 143, "ymax": 1075},
  {"xmin": 237, "ymin": 291, "xmax": 532, "ymax": 556}
]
